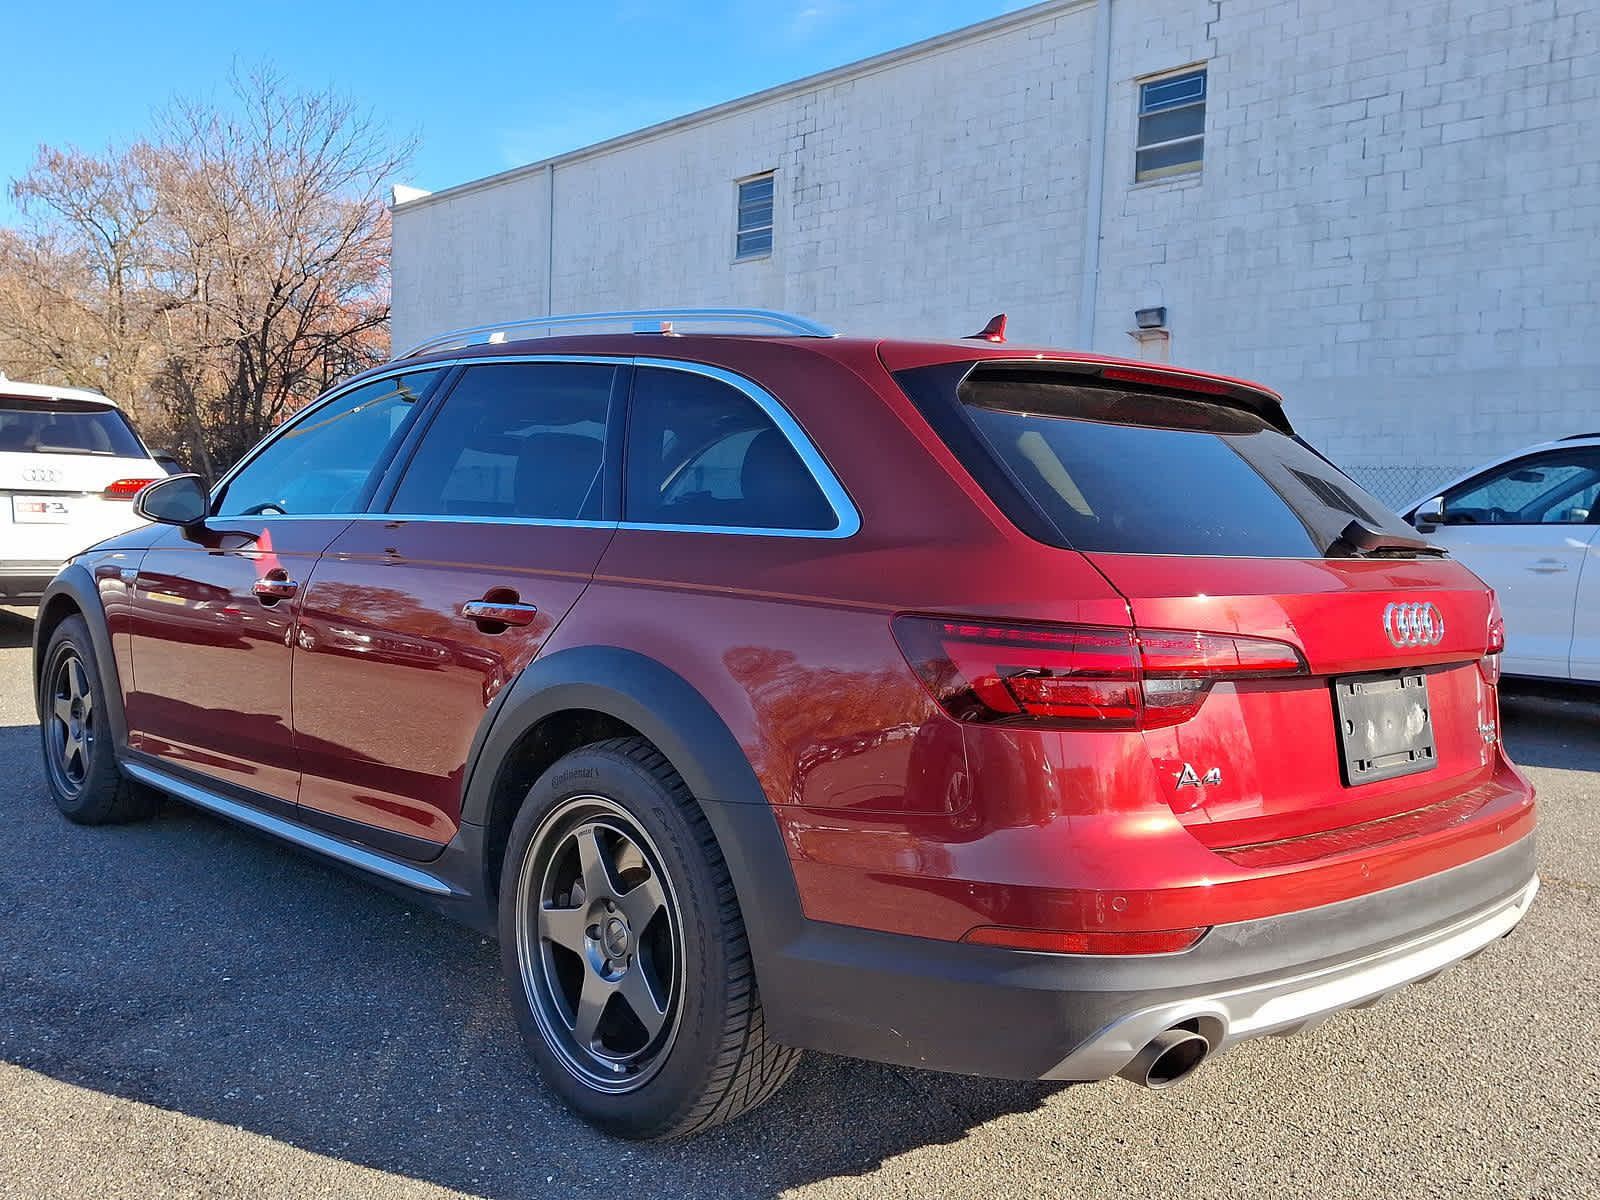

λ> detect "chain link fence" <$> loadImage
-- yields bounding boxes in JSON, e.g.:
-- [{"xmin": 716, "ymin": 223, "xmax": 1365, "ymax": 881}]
[{"xmin": 1344, "ymin": 465, "xmax": 1461, "ymax": 515}]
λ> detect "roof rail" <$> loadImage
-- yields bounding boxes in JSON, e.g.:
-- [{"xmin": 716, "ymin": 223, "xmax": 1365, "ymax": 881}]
[
  {"xmin": 395, "ymin": 308, "xmax": 836, "ymax": 360},
  {"xmin": 1559, "ymin": 431, "xmax": 1600, "ymax": 441}
]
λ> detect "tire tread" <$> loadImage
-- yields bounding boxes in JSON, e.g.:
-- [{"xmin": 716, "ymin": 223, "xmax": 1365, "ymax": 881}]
[{"xmin": 588, "ymin": 736, "xmax": 802, "ymax": 1139}]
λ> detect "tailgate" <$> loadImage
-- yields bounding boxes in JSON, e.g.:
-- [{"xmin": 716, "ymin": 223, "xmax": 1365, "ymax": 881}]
[
  {"xmin": 886, "ymin": 355, "xmax": 1511, "ymax": 853},
  {"xmin": 1089, "ymin": 551, "xmax": 1502, "ymax": 848}
]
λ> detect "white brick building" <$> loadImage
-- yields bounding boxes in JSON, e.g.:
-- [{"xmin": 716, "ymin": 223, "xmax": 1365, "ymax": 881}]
[{"xmin": 391, "ymin": 0, "xmax": 1600, "ymax": 505}]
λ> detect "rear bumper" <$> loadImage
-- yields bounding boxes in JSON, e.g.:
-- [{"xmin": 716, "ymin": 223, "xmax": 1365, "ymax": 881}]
[
  {"xmin": 0, "ymin": 561, "xmax": 61, "ymax": 602},
  {"xmin": 762, "ymin": 834, "xmax": 1538, "ymax": 1080},
  {"xmin": 1044, "ymin": 867, "xmax": 1537, "ymax": 1080}
]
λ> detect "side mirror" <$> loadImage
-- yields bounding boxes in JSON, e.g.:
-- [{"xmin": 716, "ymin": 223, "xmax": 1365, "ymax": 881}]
[
  {"xmin": 1412, "ymin": 496, "xmax": 1446, "ymax": 529},
  {"xmin": 134, "ymin": 473, "xmax": 209, "ymax": 528}
]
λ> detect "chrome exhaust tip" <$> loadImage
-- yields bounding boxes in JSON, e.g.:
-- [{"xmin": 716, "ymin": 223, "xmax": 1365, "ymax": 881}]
[{"xmin": 1117, "ymin": 1028, "xmax": 1211, "ymax": 1089}]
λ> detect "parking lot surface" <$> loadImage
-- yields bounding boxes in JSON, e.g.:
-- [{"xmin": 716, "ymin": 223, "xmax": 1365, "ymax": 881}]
[{"xmin": 0, "ymin": 609, "xmax": 1595, "ymax": 1200}]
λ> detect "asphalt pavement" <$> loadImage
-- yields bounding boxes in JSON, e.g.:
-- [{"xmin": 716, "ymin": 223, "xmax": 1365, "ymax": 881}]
[{"xmin": 0, "ymin": 609, "xmax": 1596, "ymax": 1200}]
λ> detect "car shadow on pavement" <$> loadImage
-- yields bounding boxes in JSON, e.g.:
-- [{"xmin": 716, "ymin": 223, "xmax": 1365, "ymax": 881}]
[
  {"xmin": 0, "ymin": 612, "xmax": 31, "ymax": 651},
  {"xmin": 1498, "ymin": 684, "xmax": 1600, "ymax": 772},
  {"xmin": 0, "ymin": 720, "xmax": 1066, "ymax": 1200}
]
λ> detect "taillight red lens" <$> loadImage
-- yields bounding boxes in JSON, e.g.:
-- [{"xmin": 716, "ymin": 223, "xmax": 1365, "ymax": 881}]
[
  {"xmin": 893, "ymin": 616, "xmax": 1307, "ymax": 731},
  {"xmin": 1481, "ymin": 592, "xmax": 1505, "ymax": 684},
  {"xmin": 1138, "ymin": 627, "xmax": 1308, "ymax": 728},
  {"xmin": 103, "ymin": 478, "xmax": 157, "ymax": 499},
  {"xmin": 897, "ymin": 618, "xmax": 1141, "ymax": 728},
  {"xmin": 962, "ymin": 925, "xmax": 1207, "ymax": 955}
]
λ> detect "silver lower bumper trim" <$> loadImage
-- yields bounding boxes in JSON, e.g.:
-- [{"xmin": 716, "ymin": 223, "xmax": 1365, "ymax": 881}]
[{"xmin": 1043, "ymin": 873, "xmax": 1540, "ymax": 1081}]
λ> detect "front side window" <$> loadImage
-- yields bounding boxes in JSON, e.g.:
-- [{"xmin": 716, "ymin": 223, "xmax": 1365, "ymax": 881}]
[
  {"xmin": 735, "ymin": 173, "xmax": 775, "ymax": 259},
  {"xmin": 389, "ymin": 362, "xmax": 615, "ymax": 520},
  {"xmin": 1443, "ymin": 452, "xmax": 1600, "ymax": 525},
  {"xmin": 1136, "ymin": 68, "xmax": 1206, "ymax": 182},
  {"xmin": 214, "ymin": 371, "xmax": 438, "ymax": 517},
  {"xmin": 624, "ymin": 367, "xmax": 835, "ymax": 532}
]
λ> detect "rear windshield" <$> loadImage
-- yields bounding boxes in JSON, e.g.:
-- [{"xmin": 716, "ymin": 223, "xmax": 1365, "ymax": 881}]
[
  {"xmin": 0, "ymin": 396, "xmax": 147, "ymax": 458},
  {"xmin": 899, "ymin": 366, "xmax": 1417, "ymax": 558}
]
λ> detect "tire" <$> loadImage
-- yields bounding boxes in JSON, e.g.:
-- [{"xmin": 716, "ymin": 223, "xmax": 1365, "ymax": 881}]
[
  {"xmin": 38, "ymin": 615, "xmax": 158, "ymax": 825},
  {"xmin": 498, "ymin": 736, "xmax": 801, "ymax": 1139}
]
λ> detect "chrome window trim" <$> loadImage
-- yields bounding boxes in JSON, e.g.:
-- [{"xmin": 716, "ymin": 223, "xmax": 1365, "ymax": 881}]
[
  {"xmin": 212, "ymin": 353, "xmax": 860, "ymax": 541},
  {"xmin": 349, "ymin": 514, "xmax": 620, "ymax": 531}
]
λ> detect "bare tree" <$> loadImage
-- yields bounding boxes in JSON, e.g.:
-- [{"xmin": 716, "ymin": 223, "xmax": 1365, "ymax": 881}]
[
  {"xmin": 0, "ymin": 66, "xmax": 411, "ymax": 475},
  {"xmin": 153, "ymin": 66, "xmax": 410, "ymax": 469},
  {"xmin": 1, "ymin": 143, "xmax": 167, "ymax": 431}
]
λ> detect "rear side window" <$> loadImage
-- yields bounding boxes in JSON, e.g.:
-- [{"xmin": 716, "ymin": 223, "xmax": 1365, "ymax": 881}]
[
  {"xmin": 897, "ymin": 365, "xmax": 1417, "ymax": 558},
  {"xmin": 0, "ymin": 396, "xmax": 147, "ymax": 458},
  {"xmin": 391, "ymin": 362, "xmax": 615, "ymax": 520},
  {"xmin": 624, "ymin": 367, "xmax": 835, "ymax": 532}
]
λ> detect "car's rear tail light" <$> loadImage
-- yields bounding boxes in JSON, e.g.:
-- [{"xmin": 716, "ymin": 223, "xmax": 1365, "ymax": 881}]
[
  {"xmin": 103, "ymin": 478, "xmax": 157, "ymax": 499},
  {"xmin": 1481, "ymin": 593, "xmax": 1506, "ymax": 685},
  {"xmin": 962, "ymin": 925, "xmax": 1207, "ymax": 955},
  {"xmin": 892, "ymin": 616, "xmax": 1308, "ymax": 731}
]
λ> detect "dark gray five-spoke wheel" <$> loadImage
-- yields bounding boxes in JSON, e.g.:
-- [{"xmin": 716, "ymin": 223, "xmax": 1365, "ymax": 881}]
[
  {"xmin": 38, "ymin": 615, "xmax": 157, "ymax": 825},
  {"xmin": 47, "ymin": 653, "xmax": 96, "ymax": 794},
  {"xmin": 499, "ymin": 738, "xmax": 801, "ymax": 1138},
  {"xmin": 516, "ymin": 796, "xmax": 683, "ymax": 1093}
]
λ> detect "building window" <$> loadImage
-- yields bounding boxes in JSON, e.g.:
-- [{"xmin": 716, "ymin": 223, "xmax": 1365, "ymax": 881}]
[
  {"xmin": 1136, "ymin": 68, "xmax": 1206, "ymax": 182},
  {"xmin": 736, "ymin": 173, "xmax": 775, "ymax": 259}
]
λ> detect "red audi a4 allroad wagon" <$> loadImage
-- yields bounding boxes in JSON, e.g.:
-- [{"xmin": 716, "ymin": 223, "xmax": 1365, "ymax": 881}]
[{"xmin": 34, "ymin": 309, "xmax": 1537, "ymax": 1139}]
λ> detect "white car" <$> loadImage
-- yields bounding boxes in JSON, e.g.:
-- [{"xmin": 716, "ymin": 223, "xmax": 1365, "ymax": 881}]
[
  {"xmin": 1405, "ymin": 433, "xmax": 1600, "ymax": 683},
  {"xmin": 1, "ymin": 373, "xmax": 165, "ymax": 606}
]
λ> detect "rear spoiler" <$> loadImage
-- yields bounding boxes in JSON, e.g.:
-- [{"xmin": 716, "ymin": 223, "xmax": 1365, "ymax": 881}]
[{"xmin": 955, "ymin": 359, "xmax": 1293, "ymax": 435}]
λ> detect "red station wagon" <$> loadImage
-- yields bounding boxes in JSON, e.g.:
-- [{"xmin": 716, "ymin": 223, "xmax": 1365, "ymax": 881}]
[{"xmin": 33, "ymin": 309, "xmax": 1538, "ymax": 1139}]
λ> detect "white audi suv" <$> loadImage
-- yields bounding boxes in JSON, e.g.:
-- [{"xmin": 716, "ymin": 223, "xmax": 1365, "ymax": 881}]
[{"xmin": 1, "ymin": 373, "xmax": 164, "ymax": 606}]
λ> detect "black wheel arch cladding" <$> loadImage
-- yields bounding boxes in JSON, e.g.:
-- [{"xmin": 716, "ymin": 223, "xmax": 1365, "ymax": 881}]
[
  {"xmin": 33, "ymin": 565, "xmax": 129, "ymax": 749},
  {"xmin": 461, "ymin": 645, "xmax": 809, "ymax": 993}
]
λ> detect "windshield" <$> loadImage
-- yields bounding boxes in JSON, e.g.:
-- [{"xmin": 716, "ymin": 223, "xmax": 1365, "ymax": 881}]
[{"xmin": 0, "ymin": 396, "xmax": 148, "ymax": 458}]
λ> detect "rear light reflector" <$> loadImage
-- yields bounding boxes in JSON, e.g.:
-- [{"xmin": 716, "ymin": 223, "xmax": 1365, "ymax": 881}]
[
  {"xmin": 962, "ymin": 925, "xmax": 1207, "ymax": 955},
  {"xmin": 892, "ymin": 616, "xmax": 1308, "ymax": 731},
  {"xmin": 103, "ymin": 478, "xmax": 157, "ymax": 499}
]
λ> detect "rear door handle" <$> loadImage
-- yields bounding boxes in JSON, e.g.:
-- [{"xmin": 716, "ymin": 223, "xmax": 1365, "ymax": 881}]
[
  {"xmin": 1527, "ymin": 559, "xmax": 1569, "ymax": 574},
  {"xmin": 252, "ymin": 573, "xmax": 300, "ymax": 601},
  {"xmin": 462, "ymin": 599, "xmax": 539, "ymax": 627}
]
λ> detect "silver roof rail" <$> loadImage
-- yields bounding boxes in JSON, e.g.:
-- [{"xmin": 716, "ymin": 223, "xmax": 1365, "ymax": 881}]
[{"xmin": 395, "ymin": 308, "xmax": 837, "ymax": 360}]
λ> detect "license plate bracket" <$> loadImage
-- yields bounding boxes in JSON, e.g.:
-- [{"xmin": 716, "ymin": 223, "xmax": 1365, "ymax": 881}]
[{"xmin": 1333, "ymin": 670, "xmax": 1437, "ymax": 786}]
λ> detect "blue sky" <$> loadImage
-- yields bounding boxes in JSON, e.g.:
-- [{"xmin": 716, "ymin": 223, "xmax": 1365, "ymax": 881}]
[{"xmin": 1, "ymin": 0, "xmax": 1034, "ymax": 222}]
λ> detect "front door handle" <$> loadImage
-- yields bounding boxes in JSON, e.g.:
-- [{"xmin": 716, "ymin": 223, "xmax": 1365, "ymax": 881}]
[
  {"xmin": 462, "ymin": 598, "xmax": 539, "ymax": 628},
  {"xmin": 252, "ymin": 571, "xmax": 300, "ymax": 602},
  {"xmin": 1527, "ymin": 558, "xmax": 1569, "ymax": 574}
]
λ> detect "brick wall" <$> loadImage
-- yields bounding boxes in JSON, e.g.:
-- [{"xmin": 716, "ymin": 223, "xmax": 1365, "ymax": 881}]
[{"xmin": 393, "ymin": 0, "xmax": 1599, "ymax": 501}]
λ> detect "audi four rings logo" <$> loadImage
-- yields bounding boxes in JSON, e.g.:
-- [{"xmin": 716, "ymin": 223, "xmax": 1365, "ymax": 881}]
[
  {"xmin": 1383, "ymin": 601, "xmax": 1445, "ymax": 647},
  {"xmin": 22, "ymin": 467, "xmax": 63, "ymax": 483}
]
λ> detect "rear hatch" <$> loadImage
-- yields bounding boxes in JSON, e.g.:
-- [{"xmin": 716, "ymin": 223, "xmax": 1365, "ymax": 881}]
[
  {"xmin": 1, "ymin": 393, "xmax": 160, "ymax": 564},
  {"xmin": 890, "ymin": 353, "xmax": 1507, "ymax": 853}
]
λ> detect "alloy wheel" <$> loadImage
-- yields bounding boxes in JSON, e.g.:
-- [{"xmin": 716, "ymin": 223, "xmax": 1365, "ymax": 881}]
[
  {"xmin": 515, "ymin": 796, "xmax": 683, "ymax": 1093},
  {"xmin": 47, "ymin": 653, "xmax": 95, "ymax": 795}
]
